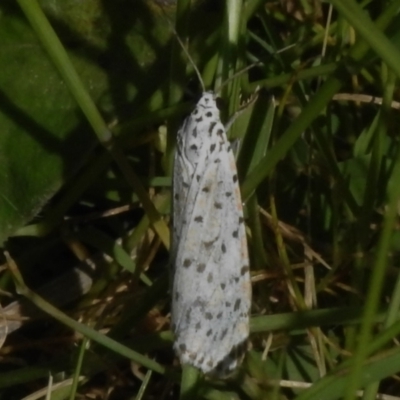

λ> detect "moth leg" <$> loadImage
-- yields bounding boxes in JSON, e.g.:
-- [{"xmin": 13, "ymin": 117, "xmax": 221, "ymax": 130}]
[
  {"xmin": 224, "ymin": 89, "xmax": 260, "ymax": 132},
  {"xmin": 230, "ymin": 139, "xmax": 241, "ymax": 160}
]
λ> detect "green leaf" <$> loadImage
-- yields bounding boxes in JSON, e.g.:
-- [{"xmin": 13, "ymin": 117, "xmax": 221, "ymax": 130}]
[{"xmin": 0, "ymin": 0, "xmax": 175, "ymax": 244}]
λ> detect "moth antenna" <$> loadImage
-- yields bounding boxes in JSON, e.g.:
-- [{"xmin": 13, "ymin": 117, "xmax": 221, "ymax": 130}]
[
  {"xmin": 215, "ymin": 61, "xmax": 262, "ymax": 95},
  {"xmin": 215, "ymin": 43, "xmax": 294, "ymax": 94},
  {"xmin": 172, "ymin": 31, "xmax": 206, "ymax": 93},
  {"xmin": 215, "ymin": 42, "xmax": 296, "ymax": 94},
  {"xmin": 161, "ymin": 9, "xmax": 206, "ymax": 93}
]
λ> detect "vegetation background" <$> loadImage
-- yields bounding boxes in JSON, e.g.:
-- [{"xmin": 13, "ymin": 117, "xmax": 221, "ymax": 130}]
[{"xmin": 1, "ymin": 0, "xmax": 400, "ymax": 399}]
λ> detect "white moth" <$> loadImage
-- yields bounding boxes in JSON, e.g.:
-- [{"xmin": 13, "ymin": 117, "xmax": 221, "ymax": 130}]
[{"xmin": 171, "ymin": 91, "xmax": 252, "ymax": 377}]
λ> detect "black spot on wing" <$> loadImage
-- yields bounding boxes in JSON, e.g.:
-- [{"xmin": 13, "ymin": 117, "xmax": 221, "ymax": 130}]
[
  {"xmin": 179, "ymin": 343, "xmax": 187, "ymax": 352},
  {"xmin": 204, "ymin": 239, "xmax": 217, "ymax": 249},
  {"xmin": 208, "ymin": 122, "xmax": 217, "ymax": 135},
  {"xmin": 241, "ymin": 265, "xmax": 250, "ymax": 275},
  {"xmin": 234, "ymin": 299, "xmax": 241, "ymax": 311},
  {"xmin": 197, "ymin": 263, "xmax": 206, "ymax": 273},
  {"xmin": 185, "ymin": 309, "xmax": 192, "ymax": 323},
  {"xmin": 205, "ymin": 312, "xmax": 213, "ymax": 320},
  {"xmin": 193, "ymin": 297, "xmax": 206, "ymax": 310}
]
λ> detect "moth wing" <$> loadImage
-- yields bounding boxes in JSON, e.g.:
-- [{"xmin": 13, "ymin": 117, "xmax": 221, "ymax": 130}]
[
  {"xmin": 171, "ymin": 118, "xmax": 192, "ymax": 264},
  {"xmin": 172, "ymin": 120, "xmax": 251, "ymax": 376}
]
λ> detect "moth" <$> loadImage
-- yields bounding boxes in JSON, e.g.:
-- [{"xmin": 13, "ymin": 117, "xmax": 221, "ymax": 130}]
[{"xmin": 171, "ymin": 90, "xmax": 252, "ymax": 377}]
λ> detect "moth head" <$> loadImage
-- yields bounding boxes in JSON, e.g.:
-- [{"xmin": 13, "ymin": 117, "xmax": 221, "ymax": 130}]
[{"xmin": 197, "ymin": 91, "xmax": 217, "ymax": 109}]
